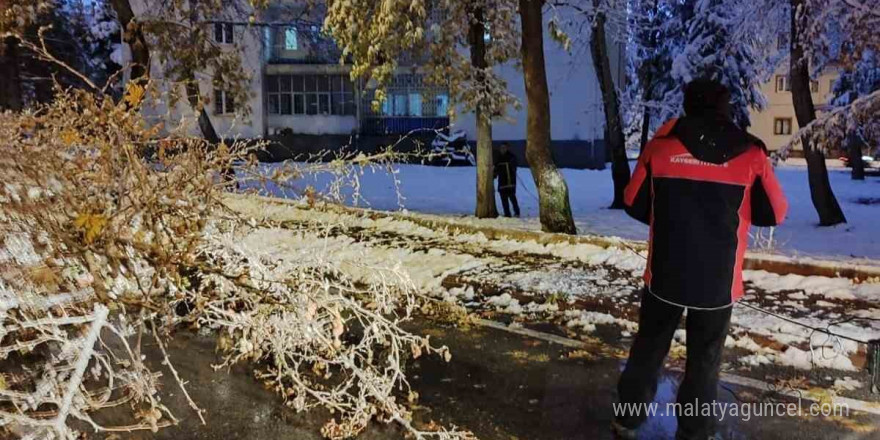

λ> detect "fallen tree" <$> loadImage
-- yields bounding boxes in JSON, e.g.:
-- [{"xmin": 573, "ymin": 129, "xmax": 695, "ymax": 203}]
[{"xmin": 0, "ymin": 76, "xmax": 471, "ymax": 439}]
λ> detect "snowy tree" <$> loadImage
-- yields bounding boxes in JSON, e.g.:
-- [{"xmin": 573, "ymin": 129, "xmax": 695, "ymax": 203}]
[
  {"xmin": 588, "ymin": 0, "xmax": 630, "ymax": 210},
  {"xmin": 670, "ymin": 0, "xmax": 767, "ymax": 128},
  {"xmin": 800, "ymin": 0, "xmax": 880, "ymax": 181},
  {"xmin": 64, "ymin": 0, "xmax": 120, "ymax": 86},
  {"xmin": 785, "ymin": 0, "xmax": 848, "ymax": 225},
  {"xmin": 832, "ymin": 50, "xmax": 880, "ymax": 180},
  {"xmin": 627, "ymin": 0, "xmax": 680, "ymax": 150},
  {"xmin": 0, "ymin": 0, "xmax": 121, "ymax": 107},
  {"xmin": 2, "ymin": 0, "xmax": 257, "ymax": 145},
  {"xmin": 324, "ymin": 0, "xmax": 519, "ymax": 220},
  {"xmin": 544, "ymin": 0, "xmax": 633, "ymax": 209},
  {"xmin": 712, "ymin": 0, "xmax": 853, "ymax": 225},
  {"xmin": 325, "ymin": 0, "xmax": 578, "ymax": 233},
  {"xmin": 621, "ymin": 0, "xmax": 774, "ymax": 147},
  {"xmin": 518, "ymin": 0, "xmax": 577, "ymax": 233}
]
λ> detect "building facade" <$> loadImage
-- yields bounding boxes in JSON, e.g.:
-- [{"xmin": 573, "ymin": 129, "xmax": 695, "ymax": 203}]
[
  {"xmin": 748, "ymin": 65, "xmax": 838, "ymax": 152},
  {"xmin": 130, "ymin": 3, "xmax": 622, "ymax": 168}
]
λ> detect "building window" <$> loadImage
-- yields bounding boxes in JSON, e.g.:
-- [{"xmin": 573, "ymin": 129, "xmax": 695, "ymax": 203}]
[
  {"xmin": 284, "ymin": 27, "xmax": 298, "ymax": 50},
  {"xmin": 775, "ymin": 75, "xmax": 791, "ymax": 92},
  {"xmin": 810, "ymin": 80, "xmax": 819, "ymax": 93},
  {"xmin": 214, "ymin": 23, "xmax": 234, "ymax": 44},
  {"xmin": 267, "ymin": 74, "xmax": 355, "ymax": 116},
  {"xmin": 435, "ymin": 94, "xmax": 449, "ymax": 116},
  {"xmin": 408, "ymin": 93, "xmax": 423, "ymax": 117},
  {"xmin": 214, "ymin": 89, "xmax": 235, "ymax": 115},
  {"xmin": 773, "ymin": 118, "xmax": 792, "ymax": 135}
]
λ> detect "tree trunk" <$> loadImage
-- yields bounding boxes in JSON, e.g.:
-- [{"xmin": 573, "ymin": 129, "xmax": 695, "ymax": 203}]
[
  {"xmin": 847, "ymin": 130, "xmax": 865, "ymax": 181},
  {"xmin": 185, "ymin": 77, "xmax": 237, "ymax": 186},
  {"xmin": 639, "ymin": 108, "xmax": 651, "ymax": 152},
  {"xmin": 638, "ymin": 0, "xmax": 659, "ymax": 153},
  {"xmin": 589, "ymin": 1, "xmax": 630, "ymax": 209},
  {"xmin": 0, "ymin": 36, "xmax": 23, "ymax": 111},
  {"xmin": 110, "ymin": 0, "xmax": 150, "ymax": 83},
  {"xmin": 470, "ymin": 7, "xmax": 498, "ymax": 218},
  {"xmin": 184, "ymin": 78, "xmax": 221, "ymax": 144},
  {"xmin": 518, "ymin": 0, "xmax": 576, "ymax": 234},
  {"xmin": 790, "ymin": 0, "xmax": 846, "ymax": 226}
]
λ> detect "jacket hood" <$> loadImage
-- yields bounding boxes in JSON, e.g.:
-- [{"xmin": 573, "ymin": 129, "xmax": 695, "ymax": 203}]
[{"xmin": 671, "ymin": 116, "xmax": 766, "ymax": 164}]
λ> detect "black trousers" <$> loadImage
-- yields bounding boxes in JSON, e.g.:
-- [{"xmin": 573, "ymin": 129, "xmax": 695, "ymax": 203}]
[
  {"xmin": 616, "ymin": 289, "xmax": 732, "ymax": 440},
  {"xmin": 499, "ymin": 189, "xmax": 520, "ymax": 217}
]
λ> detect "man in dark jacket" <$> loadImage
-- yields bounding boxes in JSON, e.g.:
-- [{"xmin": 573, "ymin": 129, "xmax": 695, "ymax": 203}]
[
  {"xmin": 613, "ymin": 79, "xmax": 788, "ymax": 440},
  {"xmin": 495, "ymin": 142, "xmax": 520, "ymax": 217}
]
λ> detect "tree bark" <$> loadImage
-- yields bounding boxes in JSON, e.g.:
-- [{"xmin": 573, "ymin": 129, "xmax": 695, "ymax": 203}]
[
  {"xmin": 0, "ymin": 36, "xmax": 23, "ymax": 111},
  {"xmin": 110, "ymin": 0, "xmax": 150, "ymax": 83},
  {"xmin": 518, "ymin": 0, "xmax": 576, "ymax": 234},
  {"xmin": 186, "ymin": 76, "xmax": 236, "ymax": 186},
  {"xmin": 639, "ymin": 108, "xmax": 651, "ymax": 152},
  {"xmin": 847, "ymin": 130, "xmax": 865, "ymax": 181},
  {"xmin": 184, "ymin": 78, "xmax": 221, "ymax": 144},
  {"xmin": 638, "ymin": 0, "xmax": 659, "ymax": 153},
  {"xmin": 790, "ymin": 0, "xmax": 846, "ymax": 226},
  {"xmin": 589, "ymin": 1, "xmax": 630, "ymax": 209},
  {"xmin": 469, "ymin": 7, "xmax": 498, "ymax": 218}
]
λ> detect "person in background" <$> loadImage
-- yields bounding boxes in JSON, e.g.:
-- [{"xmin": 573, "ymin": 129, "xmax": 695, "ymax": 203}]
[
  {"xmin": 612, "ymin": 79, "xmax": 788, "ymax": 440},
  {"xmin": 494, "ymin": 142, "xmax": 520, "ymax": 217}
]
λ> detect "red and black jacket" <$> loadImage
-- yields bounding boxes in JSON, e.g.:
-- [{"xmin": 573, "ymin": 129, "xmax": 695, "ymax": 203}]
[{"xmin": 625, "ymin": 117, "xmax": 788, "ymax": 309}]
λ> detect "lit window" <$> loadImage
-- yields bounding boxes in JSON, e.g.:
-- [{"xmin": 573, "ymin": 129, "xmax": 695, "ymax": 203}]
[
  {"xmin": 408, "ymin": 93, "xmax": 423, "ymax": 117},
  {"xmin": 284, "ymin": 27, "xmax": 298, "ymax": 50},
  {"xmin": 435, "ymin": 94, "xmax": 449, "ymax": 116}
]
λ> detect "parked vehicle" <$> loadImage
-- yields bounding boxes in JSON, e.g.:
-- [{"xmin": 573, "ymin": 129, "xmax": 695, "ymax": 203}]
[
  {"xmin": 430, "ymin": 130, "xmax": 475, "ymax": 166},
  {"xmin": 839, "ymin": 149, "xmax": 880, "ymax": 170}
]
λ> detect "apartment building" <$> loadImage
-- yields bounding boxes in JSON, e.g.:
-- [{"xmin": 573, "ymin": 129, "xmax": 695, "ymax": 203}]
[
  {"xmin": 748, "ymin": 66, "xmax": 839, "ymax": 152},
  {"xmin": 130, "ymin": 3, "xmax": 623, "ymax": 168}
]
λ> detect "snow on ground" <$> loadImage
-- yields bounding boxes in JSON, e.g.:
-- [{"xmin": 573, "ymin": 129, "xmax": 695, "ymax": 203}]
[
  {"xmin": 254, "ymin": 160, "xmax": 880, "ymax": 261},
  {"xmin": 226, "ymin": 196, "xmax": 880, "ymax": 375},
  {"xmin": 744, "ymin": 270, "xmax": 880, "ymax": 302}
]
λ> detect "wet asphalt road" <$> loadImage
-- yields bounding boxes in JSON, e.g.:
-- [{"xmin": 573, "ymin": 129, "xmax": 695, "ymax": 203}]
[{"xmin": 100, "ymin": 322, "xmax": 880, "ymax": 440}]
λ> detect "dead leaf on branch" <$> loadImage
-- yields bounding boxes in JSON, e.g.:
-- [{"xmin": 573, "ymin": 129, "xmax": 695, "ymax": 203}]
[{"xmin": 73, "ymin": 213, "xmax": 107, "ymax": 245}]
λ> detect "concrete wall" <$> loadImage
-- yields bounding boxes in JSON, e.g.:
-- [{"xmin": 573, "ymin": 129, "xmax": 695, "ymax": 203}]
[
  {"xmin": 267, "ymin": 114, "xmax": 358, "ymax": 135},
  {"xmin": 748, "ymin": 66, "xmax": 838, "ymax": 152}
]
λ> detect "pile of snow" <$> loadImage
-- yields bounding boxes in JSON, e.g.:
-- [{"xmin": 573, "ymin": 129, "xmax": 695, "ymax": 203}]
[
  {"xmin": 833, "ymin": 377, "xmax": 863, "ymax": 391},
  {"xmin": 564, "ymin": 310, "xmax": 638, "ymax": 333},
  {"xmin": 504, "ymin": 268, "xmax": 637, "ymax": 300},
  {"xmin": 776, "ymin": 346, "xmax": 857, "ymax": 371},
  {"xmin": 486, "ymin": 293, "xmax": 524, "ymax": 315},
  {"xmin": 238, "ymin": 227, "xmax": 484, "ymax": 295},
  {"xmin": 744, "ymin": 270, "xmax": 880, "ymax": 302}
]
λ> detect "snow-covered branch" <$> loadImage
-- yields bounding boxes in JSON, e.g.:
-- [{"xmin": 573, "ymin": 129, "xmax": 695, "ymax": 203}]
[{"xmin": 778, "ymin": 88, "xmax": 880, "ymax": 159}]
